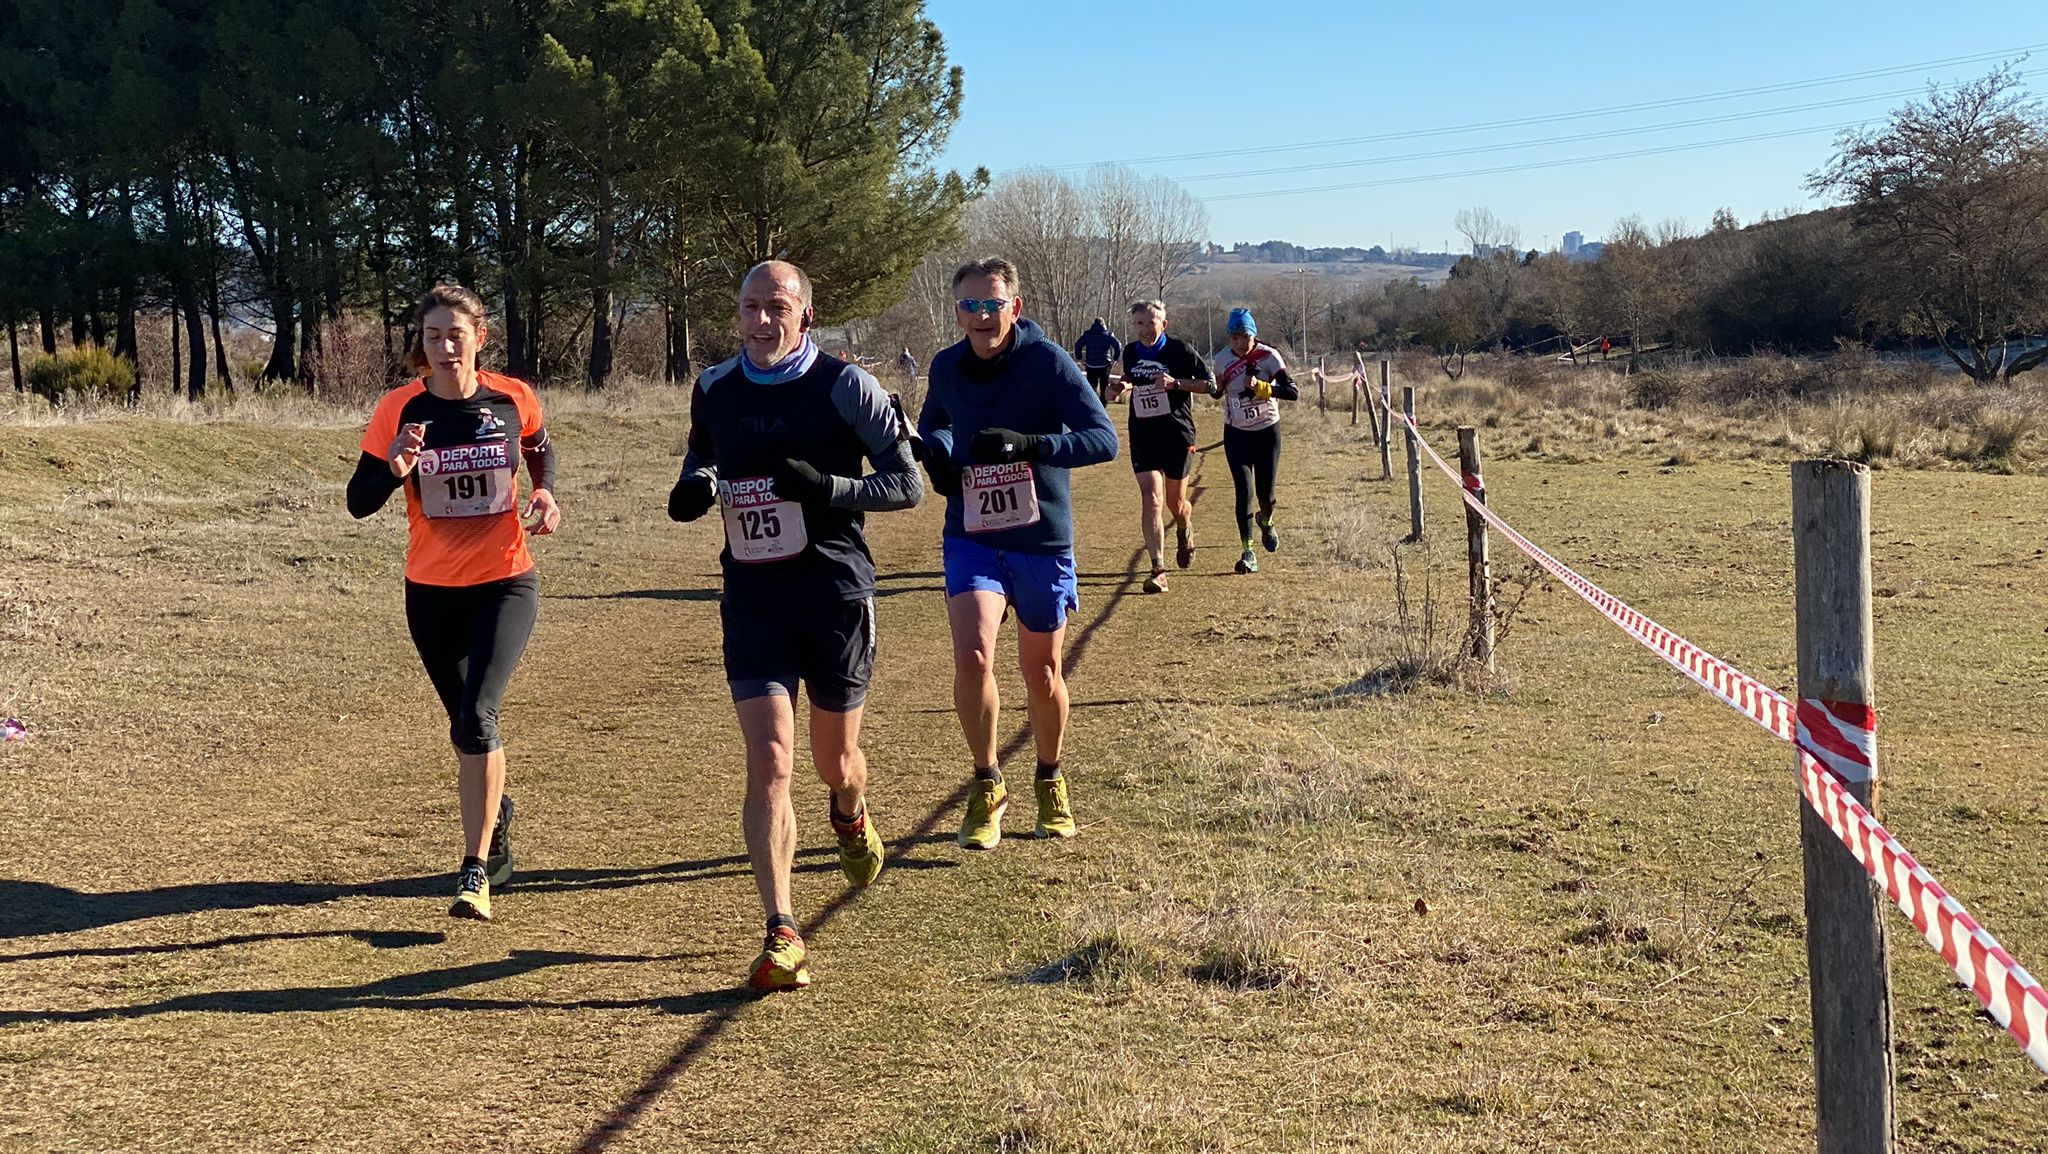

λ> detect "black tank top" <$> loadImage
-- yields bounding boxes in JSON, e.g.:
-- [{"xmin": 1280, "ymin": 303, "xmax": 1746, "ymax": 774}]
[{"xmin": 694, "ymin": 354, "xmax": 874, "ymax": 606}]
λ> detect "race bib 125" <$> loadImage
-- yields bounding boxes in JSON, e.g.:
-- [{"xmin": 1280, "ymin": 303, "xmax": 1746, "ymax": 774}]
[{"xmin": 720, "ymin": 475, "xmax": 808, "ymax": 562}]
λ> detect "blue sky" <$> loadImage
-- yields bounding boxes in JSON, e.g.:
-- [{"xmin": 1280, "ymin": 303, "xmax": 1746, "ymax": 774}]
[{"xmin": 926, "ymin": 1, "xmax": 2048, "ymax": 251}]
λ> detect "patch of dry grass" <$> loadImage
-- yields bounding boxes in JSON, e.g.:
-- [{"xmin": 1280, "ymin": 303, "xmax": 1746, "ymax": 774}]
[{"xmin": 3, "ymin": 391, "xmax": 2046, "ymax": 1152}]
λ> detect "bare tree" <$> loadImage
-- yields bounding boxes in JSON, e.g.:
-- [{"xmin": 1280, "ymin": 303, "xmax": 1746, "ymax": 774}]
[
  {"xmin": 1590, "ymin": 217, "xmax": 1680, "ymax": 370},
  {"xmin": 1085, "ymin": 164, "xmax": 1147, "ymax": 321},
  {"xmin": 1140, "ymin": 176, "xmax": 1209, "ymax": 298},
  {"xmin": 1454, "ymin": 206, "xmax": 1520, "ymax": 255},
  {"xmin": 1811, "ymin": 67, "xmax": 2048, "ymax": 382},
  {"xmin": 973, "ymin": 169, "xmax": 1093, "ymax": 344}
]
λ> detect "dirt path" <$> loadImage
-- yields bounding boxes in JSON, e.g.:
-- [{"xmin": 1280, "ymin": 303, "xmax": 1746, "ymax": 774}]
[{"xmin": 2, "ymin": 399, "xmax": 2043, "ymax": 1152}]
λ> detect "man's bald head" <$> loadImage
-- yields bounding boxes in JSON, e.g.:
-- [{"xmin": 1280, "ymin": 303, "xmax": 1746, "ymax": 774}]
[
  {"xmin": 741, "ymin": 260, "xmax": 813, "ymax": 314},
  {"xmin": 737, "ymin": 260, "xmax": 815, "ymax": 369}
]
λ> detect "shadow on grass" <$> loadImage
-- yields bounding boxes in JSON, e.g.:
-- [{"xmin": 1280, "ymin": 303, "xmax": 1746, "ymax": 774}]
[
  {"xmin": 572, "ymin": 540, "xmax": 1159, "ymax": 1154},
  {"xmin": 0, "ymin": 948, "xmax": 748, "ymax": 1026},
  {"xmin": 0, "ymin": 927, "xmax": 446, "ymax": 964},
  {"xmin": 0, "ymin": 849, "xmax": 865, "ymax": 940},
  {"xmin": 548, "ymin": 583, "xmax": 943, "ymax": 603}
]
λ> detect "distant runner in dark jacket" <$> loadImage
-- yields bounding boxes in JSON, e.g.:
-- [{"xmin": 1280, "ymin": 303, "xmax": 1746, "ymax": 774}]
[{"xmin": 1071, "ymin": 318, "xmax": 1122, "ymax": 402}]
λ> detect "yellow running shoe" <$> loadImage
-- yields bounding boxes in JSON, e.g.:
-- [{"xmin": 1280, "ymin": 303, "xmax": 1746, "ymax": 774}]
[
  {"xmin": 1034, "ymin": 776, "xmax": 1077, "ymax": 839},
  {"xmin": 832, "ymin": 804, "xmax": 886, "ymax": 888},
  {"xmin": 748, "ymin": 926, "xmax": 812, "ymax": 990},
  {"xmin": 449, "ymin": 863, "xmax": 491, "ymax": 922},
  {"xmin": 958, "ymin": 779, "xmax": 1008, "ymax": 850}
]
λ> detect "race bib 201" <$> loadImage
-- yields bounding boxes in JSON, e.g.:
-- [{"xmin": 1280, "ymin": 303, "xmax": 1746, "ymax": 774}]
[{"xmin": 963, "ymin": 462, "xmax": 1041, "ymax": 533}]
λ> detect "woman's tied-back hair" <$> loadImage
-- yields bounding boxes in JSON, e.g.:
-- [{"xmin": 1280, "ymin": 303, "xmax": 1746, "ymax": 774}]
[{"xmin": 406, "ymin": 284, "xmax": 489, "ymax": 374}]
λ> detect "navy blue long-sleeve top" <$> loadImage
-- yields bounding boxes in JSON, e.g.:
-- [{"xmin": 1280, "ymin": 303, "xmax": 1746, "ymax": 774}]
[{"xmin": 918, "ymin": 319, "xmax": 1119, "ymax": 554}]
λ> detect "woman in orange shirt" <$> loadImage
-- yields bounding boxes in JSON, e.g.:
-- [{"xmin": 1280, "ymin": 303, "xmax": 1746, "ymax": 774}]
[{"xmin": 347, "ymin": 284, "xmax": 561, "ymax": 921}]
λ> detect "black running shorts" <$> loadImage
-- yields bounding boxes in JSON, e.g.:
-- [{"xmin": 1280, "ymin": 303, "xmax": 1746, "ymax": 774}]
[
  {"xmin": 721, "ymin": 595, "xmax": 876, "ymax": 712},
  {"xmin": 1128, "ymin": 422, "xmax": 1194, "ymax": 479}
]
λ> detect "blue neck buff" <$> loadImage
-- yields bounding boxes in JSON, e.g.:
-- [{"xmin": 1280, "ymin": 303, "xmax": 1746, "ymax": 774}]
[
  {"xmin": 741, "ymin": 334, "xmax": 819, "ymax": 385},
  {"xmin": 1135, "ymin": 334, "xmax": 1167, "ymax": 357}
]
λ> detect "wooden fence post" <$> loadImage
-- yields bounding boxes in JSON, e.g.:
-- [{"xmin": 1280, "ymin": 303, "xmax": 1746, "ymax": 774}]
[
  {"xmin": 1378, "ymin": 360, "xmax": 1394, "ymax": 481},
  {"xmin": 1317, "ymin": 355, "xmax": 1327, "ymax": 414},
  {"xmin": 1457, "ymin": 426, "xmax": 1493, "ymax": 671},
  {"xmin": 1792, "ymin": 459, "xmax": 1895, "ymax": 1154},
  {"xmin": 1402, "ymin": 385, "xmax": 1423, "ymax": 542}
]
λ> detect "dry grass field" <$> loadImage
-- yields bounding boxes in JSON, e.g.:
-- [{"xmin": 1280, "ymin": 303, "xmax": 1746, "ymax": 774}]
[{"xmin": 2, "ymin": 374, "xmax": 2045, "ymax": 1152}]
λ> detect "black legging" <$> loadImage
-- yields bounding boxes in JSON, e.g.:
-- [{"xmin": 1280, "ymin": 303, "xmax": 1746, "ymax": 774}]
[
  {"xmin": 1223, "ymin": 424, "xmax": 1281, "ymax": 542},
  {"xmin": 404, "ymin": 571, "xmax": 539, "ymax": 754}
]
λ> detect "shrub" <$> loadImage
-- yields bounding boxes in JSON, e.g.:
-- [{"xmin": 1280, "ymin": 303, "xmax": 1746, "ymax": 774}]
[
  {"xmin": 1628, "ymin": 370, "xmax": 1689, "ymax": 410},
  {"xmin": 26, "ymin": 347, "xmax": 136, "ymax": 401},
  {"xmin": 1969, "ymin": 403, "xmax": 2038, "ymax": 466}
]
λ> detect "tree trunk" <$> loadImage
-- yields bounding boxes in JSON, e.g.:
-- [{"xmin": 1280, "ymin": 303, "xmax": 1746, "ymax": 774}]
[
  {"xmin": 495, "ymin": 148, "xmax": 530, "ymax": 378},
  {"xmin": 180, "ymin": 282, "xmax": 206, "ymax": 401},
  {"xmin": 114, "ymin": 184, "xmax": 139, "ymax": 375},
  {"xmin": 207, "ymin": 260, "xmax": 232, "ymax": 392},
  {"xmin": 528, "ymin": 279, "xmax": 546, "ymax": 382},
  {"xmin": 262, "ymin": 288, "xmax": 298, "ymax": 386},
  {"xmin": 8, "ymin": 317, "xmax": 21, "ymax": 392},
  {"xmin": 39, "ymin": 303, "xmax": 57, "ymax": 354},
  {"xmin": 298, "ymin": 290, "xmax": 319, "ymax": 393},
  {"xmin": 171, "ymin": 310, "xmax": 181, "ymax": 397},
  {"xmin": 587, "ymin": 168, "xmax": 615, "ymax": 390},
  {"xmin": 679, "ymin": 264, "xmax": 694, "ymax": 382},
  {"xmin": 454, "ymin": 138, "xmax": 476, "ymax": 288}
]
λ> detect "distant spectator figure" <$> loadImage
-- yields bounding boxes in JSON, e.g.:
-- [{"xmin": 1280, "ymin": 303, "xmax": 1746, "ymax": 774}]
[
  {"xmin": 1072, "ymin": 318, "xmax": 1121, "ymax": 402},
  {"xmin": 898, "ymin": 346, "xmax": 918, "ymax": 382}
]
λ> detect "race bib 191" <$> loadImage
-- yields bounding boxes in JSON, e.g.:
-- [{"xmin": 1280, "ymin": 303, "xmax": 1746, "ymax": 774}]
[
  {"xmin": 720, "ymin": 475, "xmax": 808, "ymax": 562},
  {"xmin": 416, "ymin": 443, "xmax": 516, "ymax": 518},
  {"xmin": 963, "ymin": 462, "xmax": 1041, "ymax": 533},
  {"xmin": 1131, "ymin": 381, "xmax": 1170, "ymax": 419}
]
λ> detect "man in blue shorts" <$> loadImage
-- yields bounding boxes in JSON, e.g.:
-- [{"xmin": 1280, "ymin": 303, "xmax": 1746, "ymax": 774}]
[{"xmin": 918, "ymin": 257, "xmax": 1119, "ymax": 850}]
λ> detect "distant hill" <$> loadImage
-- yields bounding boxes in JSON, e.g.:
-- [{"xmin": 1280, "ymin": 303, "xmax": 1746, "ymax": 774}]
[{"xmin": 1176, "ymin": 259, "xmax": 1450, "ymax": 298}]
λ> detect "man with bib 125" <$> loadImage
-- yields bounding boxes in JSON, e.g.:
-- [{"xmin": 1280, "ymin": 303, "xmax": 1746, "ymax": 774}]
[
  {"xmin": 918, "ymin": 257, "xmax": 1118, "ymax": 852},
  {"xmin": 666, "ymin": 261, "xmax": 923, "ymax": 990},
  {"xmin": 1116, "ymin": 298, "xmax": 1213, "ymax": 594}
]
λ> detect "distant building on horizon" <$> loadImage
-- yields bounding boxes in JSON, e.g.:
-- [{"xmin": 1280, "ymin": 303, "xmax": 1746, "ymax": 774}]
[{"xmin": 1562, "ymin": 230, "xmax": 1583, "ymax": 256}]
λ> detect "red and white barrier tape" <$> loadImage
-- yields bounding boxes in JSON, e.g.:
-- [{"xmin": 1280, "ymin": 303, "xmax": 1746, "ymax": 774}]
[{"xmin": 1378, "ymin": 398, "xmax": 2048, "ymax": 1073}]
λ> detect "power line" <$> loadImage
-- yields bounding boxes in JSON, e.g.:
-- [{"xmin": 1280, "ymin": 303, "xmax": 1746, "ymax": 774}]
[
  {"xmin": 1045, "ymin": 43, "xmax": 2042, "ymax": 173},
  {"xmin": 1174, "ymin": 72, "xmax": 2045, "ymax": 184},
  {"xmin": 1200, "ymin": 119, "xmax": 1875, "ymax": 203}
]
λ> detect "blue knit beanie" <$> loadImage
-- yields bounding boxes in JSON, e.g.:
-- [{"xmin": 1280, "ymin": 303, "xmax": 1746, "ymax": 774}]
[{"xmin": 1227, "ymin": 307, "xmax": 1257, "ymax": 336}]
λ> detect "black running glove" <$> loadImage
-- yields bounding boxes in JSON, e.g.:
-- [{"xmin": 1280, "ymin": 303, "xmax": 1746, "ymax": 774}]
[
  {"xmin": 668, "ymin": 473, "xmax": 716, "ymax": 522},
  {"xmin": 772, "ymin": 458, "xmax": 833, "ymax": 503},
  {"xmin": 927, "ymin": 460, "xmax": 963, "ymax": 498},
  {"xmin": 970, "ymin": 428, "xmax": 1043, "ymax": 464}
]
